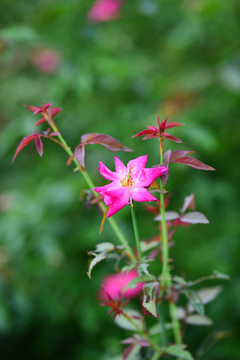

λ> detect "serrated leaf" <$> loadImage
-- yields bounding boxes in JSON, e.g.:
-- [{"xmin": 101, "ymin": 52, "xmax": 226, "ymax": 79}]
[
  {"xmin": 137, "ymin": 263, "xmax": 152, "ymax": 280},
  {"xmin": 181, "ymin": 211, "xmax": 209, "ymax": 224},
  {"xmin": 184, "ymin": 290, "xmax": 204, "ymax": 316},
  {"xmin": 154, "ymin": 211, "xmax": 180, "ymax": 221},
  {"xmin": 114, "ymin": 309, "xmax": 142, "ymax": 331},
  {"xmin": 171, "ymin": 156, "xmax": 215, "ymax": 171},
  {"xmin": 142, "ymin": 283, "xmax": 158, "ymax": 317},
  {"xmin": 87, "ymin": 253, "xmax": 106, "ymax": 279},
  {"xmin": 166, "ymin": 345, "xmax": 194, "ymax": 360},
  {"xmin": 186, "ymin": 314, "xmax": 213, "ymax": 326},
  {"xmin": 81, "ymin": 133, "xmax": 133, "ymax": 152}
]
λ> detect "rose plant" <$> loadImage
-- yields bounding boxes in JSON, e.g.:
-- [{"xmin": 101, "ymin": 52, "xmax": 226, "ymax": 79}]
[{"xmin": 13, "ymin": 104, "xmax": 229, "ymax": 360}]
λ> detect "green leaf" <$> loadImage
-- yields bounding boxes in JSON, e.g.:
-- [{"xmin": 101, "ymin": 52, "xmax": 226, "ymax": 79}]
[
  {"xmin": 87, "ymin": 253, "xmax": 106, "ymax": 279},
  {"xmin": 94, "ymin": 242, "xmax": 115, "ymax": 253},
  {"xmin": 137, "ymin": 263, "xmax": 152, "ymax": 280},
  {"xmin": 184, "ymin": 290, "xmax": 204, "ymax": 316},
  {"xmin": 114, "ymin": 309, "xmax": 142, "ymax": 331},
  {"xmin": 186, "ymin": 314, "xmax": 213, "ymax": 326},
  {"xmin": 213, "ymin": 270, "xmax": 230, "ymax": 280},
  {"xmin": 197, "ymin": 286, "xmax": 223, "ymax": 305},
  {"xmin": 173, "ymin": 276, "xmax": 188, "ymax": 287},
  {"xmin": 142, "ymin": 283, "xmax": 158, "ymax": 317},
  {"xmin": 124, "ymin": 276, "xmax": 144, "ymax": 291},
  {"xmin": 166, "ymin": 345, "xmax": 194, "ymax": 360}
]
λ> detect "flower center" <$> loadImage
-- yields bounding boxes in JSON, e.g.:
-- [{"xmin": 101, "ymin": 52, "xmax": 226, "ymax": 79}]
[{"xmin": 120, "ymin": 168, "xmax": 135, "ymax": 188}]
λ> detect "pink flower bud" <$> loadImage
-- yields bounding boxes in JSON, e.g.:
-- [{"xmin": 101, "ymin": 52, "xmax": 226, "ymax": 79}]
[{"xmin": 99, "ymin": 270, "xmax": 144, "ymax": 300}]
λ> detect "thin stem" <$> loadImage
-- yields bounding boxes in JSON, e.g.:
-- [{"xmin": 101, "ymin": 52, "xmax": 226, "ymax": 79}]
[
  {"xmin": 150, "ymin": 350, "xmax": 161, "ymax": 360},
  {"xmin": 130, "ymin": 202, "xmax": 143, "ymax": 261},
  {"xmin": 48, "ymin": 119, "xmax": 136, "ymax": 262},
  {"xmin": 158, "ymin": 303, "xmax": 168, "ymax": 346},
  {"xmin": 122, "ymin": 312, "xmax": 162, "ymax": 354},
  {"xmin": 158, "ymin": 137, "xmax": 182, "ymax": 346}
]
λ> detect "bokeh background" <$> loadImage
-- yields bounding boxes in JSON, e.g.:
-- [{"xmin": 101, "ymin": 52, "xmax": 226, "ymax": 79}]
[{"xmin": 0, "ymin": 0, "xmax": 240, "ymax": 359}]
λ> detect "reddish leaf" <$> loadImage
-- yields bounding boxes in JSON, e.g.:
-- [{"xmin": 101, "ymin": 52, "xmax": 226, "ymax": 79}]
[
  {"xmin": 164, "ymin": 149, "xmax": 172, "ymax": 164},
  {"xmin": 180, "ymin": 194, "xmax": 195, "ymax": 214},
  {"xmin": 162, "ymin": 132, "xmax": 182, "ymax": 143},
  {"xmin": 170, "ymin": 150, "xmax": 195, "ymax": 160},
  {"xmin": 165, "ymin": 122, "xmax": 184, "ymax": 129},
  {"xmin": 35, "ymin": 135, "xmax": 43, "ymax": 156},
  {"xmin": 35, "ymin": 117, "xmax": 46, "ymax": 127},
  {"xmin": 123, "ymin": 344, "xmax": 136, "ymax": 360},
  {"xmin": 99, "ymin": 206, "xmax": 110, "ymax": 235},
  {"xmin": 171, "ymin": 156, "xmax": 215, "ymax": 171},
  {"xmin": 67, "ymin": 155, "xmax": 74, "ymax": 166},
  {"xmin": 24, "ymin": 105, "xmax": 39, "ymax": 112},
  {"xmin": 50, "ymin": 107, "xmax": 62, "ymax": 117},
  {"xmin": 131, "ymin": 128, "xmax": 155, "ymax": 138},
  {"xmin": 12, "ymin": 134, "xmax": 37, "ymax": 162},
  {"xmin": 159, "ymin": 116, "xmax": 168, "ymax": 133},
  {"xmin": 73, "ymin": 144, "xmax": 85, "ymax": 170},
  {"xmin": 81, "ymin": 133, "xmax": 133, "ymax": 152}
]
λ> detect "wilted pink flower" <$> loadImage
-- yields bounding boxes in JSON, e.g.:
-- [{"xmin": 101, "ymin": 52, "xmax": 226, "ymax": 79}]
[
  {"xmin": 88, "ymin": 0, "xmax": 122, "ymax": 23},
  {"xmin": 94, "ymin": 155, "xmax": 167, "ymax": 217},
  {"xmin": 99, "ymin": 270, "xmax": 144, "ymax": 301},
  {"xmin": 31, "ymin": 48, "xmax": 60, "ymax": 74}
]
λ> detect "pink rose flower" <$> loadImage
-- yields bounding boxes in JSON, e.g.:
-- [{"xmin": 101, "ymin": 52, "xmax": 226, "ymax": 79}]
[
  {"xmin": 99, "ymin": 270, "xmax": 144, "ymax": 300},
  {"xmin": 88, "ymin": 0, "xmax": 122, "ymax": 23},
  {"xmin": 94, "ymin": 155, "xmax": 167, "ymax": 217},
  {"xmin": 31, "ymin": 48, "xmax": 60, "ymax": 74}
]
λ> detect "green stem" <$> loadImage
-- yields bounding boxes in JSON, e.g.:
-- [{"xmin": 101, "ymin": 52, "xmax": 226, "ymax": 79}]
[
  {"xmin": 150, "ymin": 350, "xmax": 161, "ymax": 360},
  {"xmin": 130, "ymin": 202, "xmax": 142, "ymax": 261},
  {"xmin": 158, "ymin": 303, "xmax": 168, "ymax": 346},
  {"xmin": 49, "ymin": 120, "xmax": 136, "ymax": 262},
  {"xmin": 123, "ymin": 312, "xmax": 162, "ymax": 354},
  {"xmin": 159, "ymin": 137, "xmax": 181, "ymax": 346}
]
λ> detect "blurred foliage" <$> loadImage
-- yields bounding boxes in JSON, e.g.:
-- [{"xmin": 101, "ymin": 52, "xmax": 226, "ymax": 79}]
[{"xmin": 0, "ymin": 0, "xmax": 240, "ymax": 359}]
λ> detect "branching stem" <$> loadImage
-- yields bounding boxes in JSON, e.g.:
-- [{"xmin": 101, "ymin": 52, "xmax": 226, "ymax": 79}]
[{"xmin": 48, "ymin": 118, "xmax": 136, "ymax": 263}]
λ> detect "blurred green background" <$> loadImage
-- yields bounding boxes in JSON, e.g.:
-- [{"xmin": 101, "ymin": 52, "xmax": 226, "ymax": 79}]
[{"xmin": 0, "ymin": 0, "xmax": 240, "ymax": 359}]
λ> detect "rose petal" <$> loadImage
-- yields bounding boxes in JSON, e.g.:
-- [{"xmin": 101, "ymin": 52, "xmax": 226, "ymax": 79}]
[
  {"xmin": 137, "ymin": 166, "xmax": 168, "ymax": 187},
  {"xmin": 127, "ymin": 155, "xmax": 148, "ymax": 172},
  {"xmin": 130, "ymin": 187, "xmax": 157, "ymax": 202},
  {"xmin": 107, "ymin": 192, "xmax": 130, "ymax": 217},
  {"xmin": 98, "ymin": 161, "xmax": 120, "ymax": 181},
  {"xmin": 114, "ymin": 156, "xmax": 127, "ymax": 174}
]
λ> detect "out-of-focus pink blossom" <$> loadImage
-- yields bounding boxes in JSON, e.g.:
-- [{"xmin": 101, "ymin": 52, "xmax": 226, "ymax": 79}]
[
  {"xmin": 30, "ymin": 48, "xmax": 60, "ymax": 74},
  {"xmin": 88, "ymin": 0, "xmax": 122, "ymax": 23},
  {"xmin": 94, "ymin": 155, "xmax": 167, "ymax": 217},
  {"xmin": 99, "ymin": 270, "xmax": 144, "ymax": 301}
]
